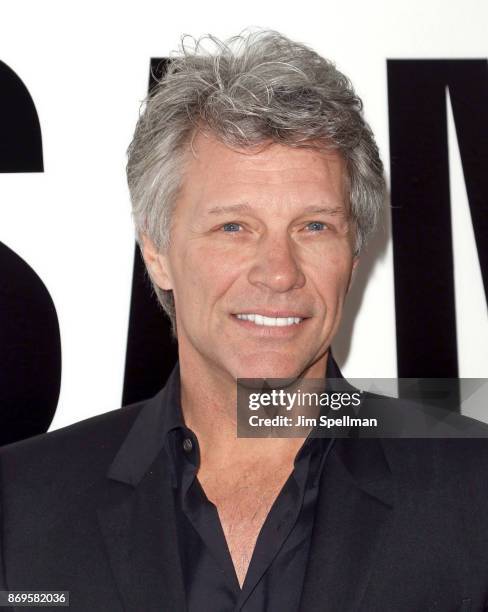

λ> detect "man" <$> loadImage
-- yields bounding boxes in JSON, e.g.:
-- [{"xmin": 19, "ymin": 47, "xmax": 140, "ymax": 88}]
[{"xmin": 1, "ymin": 30, "xmax": 488, "ymax": 612}]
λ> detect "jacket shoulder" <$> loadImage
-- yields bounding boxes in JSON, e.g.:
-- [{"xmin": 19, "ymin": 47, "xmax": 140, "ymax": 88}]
[
  {"xmin": 0, "ymin": 399, "xmax": 146, "ymax": 496},
  {"xmin": 381, "ymin": 436, "xmax": 488, "ymax": 495}
]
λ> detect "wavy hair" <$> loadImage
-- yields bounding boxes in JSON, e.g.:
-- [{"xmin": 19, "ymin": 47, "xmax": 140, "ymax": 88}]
[{"xmin": 126, "ymin": 30, "xmax": 386, "ymax": 335}]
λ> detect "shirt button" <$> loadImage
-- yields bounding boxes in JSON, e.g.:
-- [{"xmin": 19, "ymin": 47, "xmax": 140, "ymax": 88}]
[{"xmin": 183, "ymin": 438, "xmax": 193, "ymax": 453}]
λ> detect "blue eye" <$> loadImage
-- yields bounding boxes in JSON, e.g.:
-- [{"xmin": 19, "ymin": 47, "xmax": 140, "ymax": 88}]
[
  {"xmin": 306, "ymin": 221, "xmax": 326, "ymax": 232},
  {"xmin": 222, "ymin": 223, "xmax": 241, "ymax": 232}
]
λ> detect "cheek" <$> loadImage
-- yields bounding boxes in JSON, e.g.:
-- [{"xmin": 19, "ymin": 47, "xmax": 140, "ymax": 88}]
[
  {"xmin": 309, "ymin": 254, "xmax": 353, "ymax": 297},
  {"xmin": 172, "ymin": 243, "xmax": 243, "ymax": 311}
]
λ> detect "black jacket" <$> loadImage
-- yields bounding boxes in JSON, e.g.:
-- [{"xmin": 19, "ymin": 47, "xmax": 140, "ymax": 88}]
[{"xmin": 1, "ymin": 371, "xmax": 488, "ymax": 611}]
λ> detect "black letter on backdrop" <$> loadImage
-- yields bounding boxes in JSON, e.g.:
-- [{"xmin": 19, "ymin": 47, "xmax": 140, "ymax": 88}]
[
  {"xmin": 122, "ymin": 58, "xmax": 178, "ymax": 406},
  {"xmin": 0, "ymin": 60, "xmax": 61, "ymax": 445},
  {"xmin": 388, "ymin": 60, "xmax": 488, "ymax": 388}
]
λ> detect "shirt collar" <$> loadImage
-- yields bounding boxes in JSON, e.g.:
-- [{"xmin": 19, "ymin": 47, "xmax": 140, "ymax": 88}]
[{"xmin": 108, "ymin": 353, "xmax": 341, "ymax": 487}]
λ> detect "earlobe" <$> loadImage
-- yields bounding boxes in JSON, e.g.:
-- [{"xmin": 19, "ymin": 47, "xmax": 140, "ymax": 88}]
[{"xmin": 140, "ymin": 234, "xmax": 173, "ymax": 290}]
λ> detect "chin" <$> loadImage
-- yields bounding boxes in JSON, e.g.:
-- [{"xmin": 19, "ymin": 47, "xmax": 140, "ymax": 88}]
[{"xmin": 233, "ymin": 355, "xmax": 305, "ymax": 381}]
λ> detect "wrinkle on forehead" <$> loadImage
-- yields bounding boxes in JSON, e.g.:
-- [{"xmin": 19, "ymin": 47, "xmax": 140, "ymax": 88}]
[
  {"xmin": 206, "ymin": 203, "xmax": 348, "ymax": 218},
  {"xmin": 176, "ymin": 130, "xmax": 351, "ymax": 219}
]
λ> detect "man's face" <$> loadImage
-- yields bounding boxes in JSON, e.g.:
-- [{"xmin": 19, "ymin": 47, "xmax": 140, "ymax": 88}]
[{"xmin": 144, "ymin": 132, "xmax": 357, "ymax": 383}]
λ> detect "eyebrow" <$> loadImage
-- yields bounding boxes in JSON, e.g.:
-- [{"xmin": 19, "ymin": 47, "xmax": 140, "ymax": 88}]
[
  {"xmin": 206, "ymin": 203, "xmax": 346, "ymax": 216},
  {"xmin": 207, "ymin": 203, "xmax": 254, "ymax": 215}
]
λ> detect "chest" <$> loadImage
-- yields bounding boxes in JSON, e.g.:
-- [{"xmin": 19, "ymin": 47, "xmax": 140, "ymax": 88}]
[{"xmin": 198, "ymin": 466, "xmax": 292, "ymax": 585}]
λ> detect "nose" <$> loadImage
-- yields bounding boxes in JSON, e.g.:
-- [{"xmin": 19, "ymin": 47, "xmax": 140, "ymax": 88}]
[{"xmin": 247, "ymin": 233, "xmax": 306, "ymax": 293}]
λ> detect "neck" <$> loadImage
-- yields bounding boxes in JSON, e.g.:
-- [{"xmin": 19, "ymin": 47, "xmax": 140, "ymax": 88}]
[{"xmin": 177, "ymin": 347, "xmax": 328, "ymax": 470}]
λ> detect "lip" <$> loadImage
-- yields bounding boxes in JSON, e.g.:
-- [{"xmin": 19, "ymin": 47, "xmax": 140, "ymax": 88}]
[{"xmin": 230, "ymin": 313, "xmax": 311, "ymax": 336}]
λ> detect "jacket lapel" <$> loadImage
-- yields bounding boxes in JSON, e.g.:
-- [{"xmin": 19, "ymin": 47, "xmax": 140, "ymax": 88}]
[
  {"xmin": 299, "ymin": 438, "xmax": 395, "ymax": 612},
  {"xmin": 97, "ymin": 454, "xmax": 186, "ymax": 612},
  {"xmin": 97, "ymin": 375, "xmax": 187, "ymax": 612}
]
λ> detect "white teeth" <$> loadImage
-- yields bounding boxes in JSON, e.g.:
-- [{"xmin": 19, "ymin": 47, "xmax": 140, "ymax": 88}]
[{"xmin": 235, "ymin": 314, "xmax": 303, "ymax": 326}]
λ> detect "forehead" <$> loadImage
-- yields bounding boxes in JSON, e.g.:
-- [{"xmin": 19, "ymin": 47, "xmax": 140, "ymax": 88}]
[{"xmin": 177, "ymin": 131, "xmax": 347, "ymax": 211}]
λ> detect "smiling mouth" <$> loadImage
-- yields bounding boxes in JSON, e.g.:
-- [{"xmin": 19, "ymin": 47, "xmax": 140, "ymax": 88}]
[{"xmin": 234, "ymin": 313, "xmax": 305, "ymax": 327}]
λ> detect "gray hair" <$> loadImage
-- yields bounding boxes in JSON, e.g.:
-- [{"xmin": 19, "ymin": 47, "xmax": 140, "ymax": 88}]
[{"xmin": 127, "ymin": 30, "xmax": 386, "ymax": 335}]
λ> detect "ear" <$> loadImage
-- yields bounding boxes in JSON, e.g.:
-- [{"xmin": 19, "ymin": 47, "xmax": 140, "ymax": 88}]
[
  {"xmin": 140, "ymin": 234, "xmax": 173, "ymax": 290},
  {"xmin": 347, "ymin": 256, "xmax": 359, "ymax": 293}
]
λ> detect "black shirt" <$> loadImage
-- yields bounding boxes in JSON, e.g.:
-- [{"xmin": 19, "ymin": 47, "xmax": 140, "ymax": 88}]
[{"xmin": 160, "ymin": 365, "xmax": 335, "ymax": 611}]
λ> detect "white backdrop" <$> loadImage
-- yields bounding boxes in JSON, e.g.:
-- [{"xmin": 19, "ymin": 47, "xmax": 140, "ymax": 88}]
[{"xmin": 0, "ymin": 0, "xmax": 486, "ymax": 430}]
